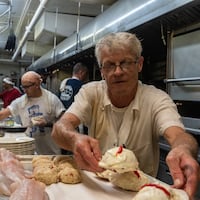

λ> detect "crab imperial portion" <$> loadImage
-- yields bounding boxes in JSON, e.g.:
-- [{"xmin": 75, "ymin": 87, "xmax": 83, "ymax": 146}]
[{"xmin": 99, "ymin": 146, "xmax": 139, "ymax": 173}]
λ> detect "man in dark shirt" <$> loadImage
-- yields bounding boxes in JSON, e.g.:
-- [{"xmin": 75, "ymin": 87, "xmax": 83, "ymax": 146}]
[
  {"xmin": 59, "ymin": 62, "xmax": 88, "ymax": 154},
  {"xmin": 60, "ymin": 63, "xmax": 88, "ymax": 108}
]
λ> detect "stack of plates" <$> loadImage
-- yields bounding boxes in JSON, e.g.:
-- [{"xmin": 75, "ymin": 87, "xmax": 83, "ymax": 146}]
[{"xmin": 0, "ymin": 137, "xmax": 35, "ymax": 155}]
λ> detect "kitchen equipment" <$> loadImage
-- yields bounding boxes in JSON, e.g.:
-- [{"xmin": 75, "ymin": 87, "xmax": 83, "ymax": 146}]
[
  {"xmin": 0, "ymin": 126, "xmax": 27, "ymax": 133},
  {"xmin": 0, "ymin": 137, "xmax": 35, "ymax": 155}
]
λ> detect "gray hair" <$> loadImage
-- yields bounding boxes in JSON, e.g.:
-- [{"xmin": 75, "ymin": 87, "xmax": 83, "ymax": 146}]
[
  {"xmin": 73, "ymin": 62, "xmax": 88, "ymax": 75},
  {"xmin": 95, "ymin": 32, "xmax": 142, "ymax": 67}
]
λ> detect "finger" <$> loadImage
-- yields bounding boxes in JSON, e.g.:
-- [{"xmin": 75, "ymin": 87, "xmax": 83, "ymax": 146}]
[
  {"xmin": 183, "ymin": 165, "xmax": 194, "ymax": 197},
  {"xmin": 74, "ymin": 151, "xmax": 101, "ymax": 172},
  {"xmin": 166, "ymin": 153, "xmax": 185, "ymax": 188},
  {"xmin": 83, "ymin": 149, "xmax": 103, "ymax": 172},
  {"xmin": 182, "ymin": 163, "xmax": 199, "ymax": 197},
  {"xmin": 73, "ymin": 141, "xmax": 103, "ymax": 172},
  {"xmin": 89, "ymin": 138, "xmax": 102, "ymax": 161}
]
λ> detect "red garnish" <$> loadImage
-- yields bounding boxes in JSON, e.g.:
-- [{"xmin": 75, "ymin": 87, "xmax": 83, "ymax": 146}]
[
  {"xmin": 141, "ymin": 183, "xmax": 170, "ymax": 197},
  {"xmin": 133, "ymin": 170, "xmax": 140, "ymax": 178},
  {"xmin": 116, "ymin": 145, "xmax": 123, "ymax": 155}
]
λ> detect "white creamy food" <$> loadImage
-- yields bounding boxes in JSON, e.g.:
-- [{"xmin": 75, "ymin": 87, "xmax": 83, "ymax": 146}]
[
  {"xmin": 98, "ymin": 146, "xmax": 139, "ymax": 173},
  {"xmin": 132, "ymin": 183, "xmax": 189, "ymax": 200},
  {"xmin": 109, "ymin": 170, "xmax": 150, "ymax": 191}
]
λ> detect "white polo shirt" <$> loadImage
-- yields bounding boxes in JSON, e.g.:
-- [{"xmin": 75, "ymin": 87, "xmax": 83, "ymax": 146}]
[{"xmin": 67, "ymin": 80, "xmax": 184, "ymax": 176}]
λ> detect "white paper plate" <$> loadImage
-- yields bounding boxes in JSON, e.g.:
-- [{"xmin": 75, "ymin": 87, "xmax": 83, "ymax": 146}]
[{"xmin": 0, "ymin": 137, "xmax": 34, "ymax": 144}]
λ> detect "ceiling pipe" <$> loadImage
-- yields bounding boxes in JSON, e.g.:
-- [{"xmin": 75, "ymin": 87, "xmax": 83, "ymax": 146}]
[
  {"xmin": 28, "ymin": 0, "xmax": 196, "ymax": 71},
  {"xmin": 12, "ymin": 0, "xmax": 49, "ymax": 61},
  {"xmin": 15, "ymin": 0, "xmax": 33, "ymax": 37}
]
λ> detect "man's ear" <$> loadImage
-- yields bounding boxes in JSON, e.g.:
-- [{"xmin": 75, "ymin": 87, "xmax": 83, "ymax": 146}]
[
  {"xmin": 100, "ymin": 69, "xmax": 105, "ymax": 80},
  {"xmin": 137, "ymin": 56, "xmax": 144, "ymax": 72}
]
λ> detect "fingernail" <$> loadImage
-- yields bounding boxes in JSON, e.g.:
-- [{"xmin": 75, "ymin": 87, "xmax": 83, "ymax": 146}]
[{"xmin": 174, "ymin": 179, "xmax": 181, "ymax": 186}]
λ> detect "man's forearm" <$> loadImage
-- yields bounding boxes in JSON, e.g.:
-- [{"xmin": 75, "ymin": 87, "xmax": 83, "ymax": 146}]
[
  {"xmin": 172, "ymin": 133, "xmax": 198, "ymax": 158},
  {"xmin": 52, "ymin": 119, "xmax": 78, "ymax": 151},
  {"xmin": 164, "ymin": 126, "xmax": 198, "ymax": 159}
]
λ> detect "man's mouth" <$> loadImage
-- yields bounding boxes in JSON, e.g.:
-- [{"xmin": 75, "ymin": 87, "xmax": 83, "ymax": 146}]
[{"xmin": 113, "ymin": 80, "xmax": 125, "ymax": 84}]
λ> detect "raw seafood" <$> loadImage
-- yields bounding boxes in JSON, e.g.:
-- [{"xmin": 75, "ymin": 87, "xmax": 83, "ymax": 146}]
[
  {"xmin": 0, "ymin": 148, "xmax": 47, "ymax": 199},
  {"xmin": 10, "ymin": 178, "xmax": 48, "ymax": 200}
]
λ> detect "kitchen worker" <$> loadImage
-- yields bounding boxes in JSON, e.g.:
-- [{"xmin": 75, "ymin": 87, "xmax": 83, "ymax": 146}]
[
  {"xmin": 59, "ymin": 62, "xmax": 88, "ymax": 154},
  {"xmin": 0, "ymin": 71, "xmax": 65, "ymax": 155},
  {"xmin": 52, "ymin": 32, "xmax": 199, "ymax": 198},
  {"xmin": 59, "ymin": 62, "xmax": 88, "ymax": 109},
  {"xmin": 0, "ymin": 77, "xmax": 21, "ymax": 108}
]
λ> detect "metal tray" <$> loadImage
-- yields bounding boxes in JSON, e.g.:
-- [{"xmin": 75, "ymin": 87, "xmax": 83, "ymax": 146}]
[{"xmin": 0, "ymin": 126, "xmax": 27, "ymax": 133}]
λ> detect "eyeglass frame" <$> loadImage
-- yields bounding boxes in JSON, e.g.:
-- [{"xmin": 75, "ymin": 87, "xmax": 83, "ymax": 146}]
[
  {"xmin": 20, "ymin": 82, "xmax": 35, "ymax": 90},
  {"xmin": 100, "ymin": 58, "xmax": 139, "ymax": 72}
]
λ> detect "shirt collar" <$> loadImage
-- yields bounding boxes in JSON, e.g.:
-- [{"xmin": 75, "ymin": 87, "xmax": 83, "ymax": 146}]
[
  {"xmin": 102, "ymin": 80, "xmax": 142, "ymax": 112},
  {"xmin": 72, "ymin": 76, "xmax": 80, "ymax": 80}
]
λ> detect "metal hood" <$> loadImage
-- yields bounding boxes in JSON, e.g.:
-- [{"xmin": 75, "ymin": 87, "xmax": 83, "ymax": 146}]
[{"xmin": 27, "ymin": 0, "xmax": 195, "ymax": 71}]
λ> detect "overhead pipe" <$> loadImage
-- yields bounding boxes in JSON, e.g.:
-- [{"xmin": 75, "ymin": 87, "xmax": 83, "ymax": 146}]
[
  {"xmin": 27, "ymin": 0, "xmax": 195, "ymax": 71},
  {"xmin": 12, "ymin": 0, "xmax": 49, "ymax": 61},
  {"xmin": 75, "ymin": 2, "xmax": 81, "ymax": 51},
  {"xmin": 52, "ymin": 7, "xmax": 59, "ymax": 62},
  {"xmin": 15, "ymin": 0, "xmax": 33, "ymax": 37}
]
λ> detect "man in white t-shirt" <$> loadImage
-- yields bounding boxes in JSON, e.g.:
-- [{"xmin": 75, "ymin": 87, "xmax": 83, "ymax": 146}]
[{"xmin": 0, "ymin": 71, "xmax": 65, "ymax": 154}]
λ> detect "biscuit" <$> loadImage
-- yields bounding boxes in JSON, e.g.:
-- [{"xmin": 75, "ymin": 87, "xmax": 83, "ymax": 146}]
[
  {"xmin": 32, "ymin": 155, "xmax": 82, "ymax": 185},
  {"xmin": 57, "ymin": 162, "xmax": 74, "ymax": 171},
  {"xmin": 32, "ymin": 158, "xmax": 53, "ymax": 168},
  {"xmin": 31, "ymin": 116, "xmax": 45, "ymax": 125},
  {"xmin": 58, "ymin": 167, "xmax": 81, "ymax": 184},
  {"xmin": 32, "ymin": 156, "xmax": 51, "ymax": 164},
  {"xmin": 53, "ymin": 156, "xmax": 74, "ymax": 165},
  {"xmin": 33, "ymin": 165, "xmax": 58, "ymax": 185}
]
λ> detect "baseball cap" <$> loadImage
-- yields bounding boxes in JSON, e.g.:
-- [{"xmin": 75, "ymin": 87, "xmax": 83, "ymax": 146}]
[{"xmin": 3, "ymin": 77, "xmax": 14, "ymax": 85}]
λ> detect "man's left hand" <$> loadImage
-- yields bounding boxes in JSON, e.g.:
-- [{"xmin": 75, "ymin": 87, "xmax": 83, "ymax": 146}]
[{"xmin": 166, "ymin": 146, "xmax": 199, "ymax": 199}]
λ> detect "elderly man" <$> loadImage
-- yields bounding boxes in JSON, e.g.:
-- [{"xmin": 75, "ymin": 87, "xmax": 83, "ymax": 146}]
[
  {"xmin": 0, "ymin": 71, "xmax": 65, "ymax": 154},
  {"xmin": 52, "ymin": 32, "xmax": 199, "ymax": 198}
]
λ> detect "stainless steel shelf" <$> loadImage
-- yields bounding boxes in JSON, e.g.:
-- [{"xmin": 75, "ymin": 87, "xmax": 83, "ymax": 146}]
[{"xmin": 164, "ymin": 77, "xmax": 200, "ymax": 83}]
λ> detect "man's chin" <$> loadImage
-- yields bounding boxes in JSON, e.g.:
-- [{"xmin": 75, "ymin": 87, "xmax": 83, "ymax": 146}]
[{"xmin": 112, "ymin": 87, "xmax": 127, "ymax": 95}]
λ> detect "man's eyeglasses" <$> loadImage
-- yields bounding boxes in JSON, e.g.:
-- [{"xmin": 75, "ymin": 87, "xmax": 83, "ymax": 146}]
[
  {"xmin": 101, "ymin": 59, "xmax": 138, "ymax": 72},
  {"xmin": 20, "ymin": 83, "xmax": 35, "ymax": 90}
]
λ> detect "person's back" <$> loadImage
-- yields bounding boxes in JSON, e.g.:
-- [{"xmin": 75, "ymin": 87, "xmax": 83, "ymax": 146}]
[
  {"xmin": 59, "ymin": 62, "xmax": 88, "ymax": 109},
  {"xmin": 60, "ymin": 78, "xmax": 82, "ymax": 108},
  {"xmin": 59, "ymin": 62, "xmax": 88, "ymax": 155}
]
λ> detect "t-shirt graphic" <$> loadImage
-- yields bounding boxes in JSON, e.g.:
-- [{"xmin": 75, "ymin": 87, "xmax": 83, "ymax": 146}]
[
  {"xmin": 28, "ymin": 104, "xmax": 43, "ymax": 136},
  {"xmin": 60, "ymin": 79, "xmax": 82, "ymax": 109},
  {"xmin": 60, "ymin": 85, "xmax": 73, "ymax": 101}
]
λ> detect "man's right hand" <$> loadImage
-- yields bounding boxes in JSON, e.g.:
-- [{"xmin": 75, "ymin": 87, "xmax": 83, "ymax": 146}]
[{"xmin": 72, "ymin": 134, "xmax": 104, "ymax": 172}]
